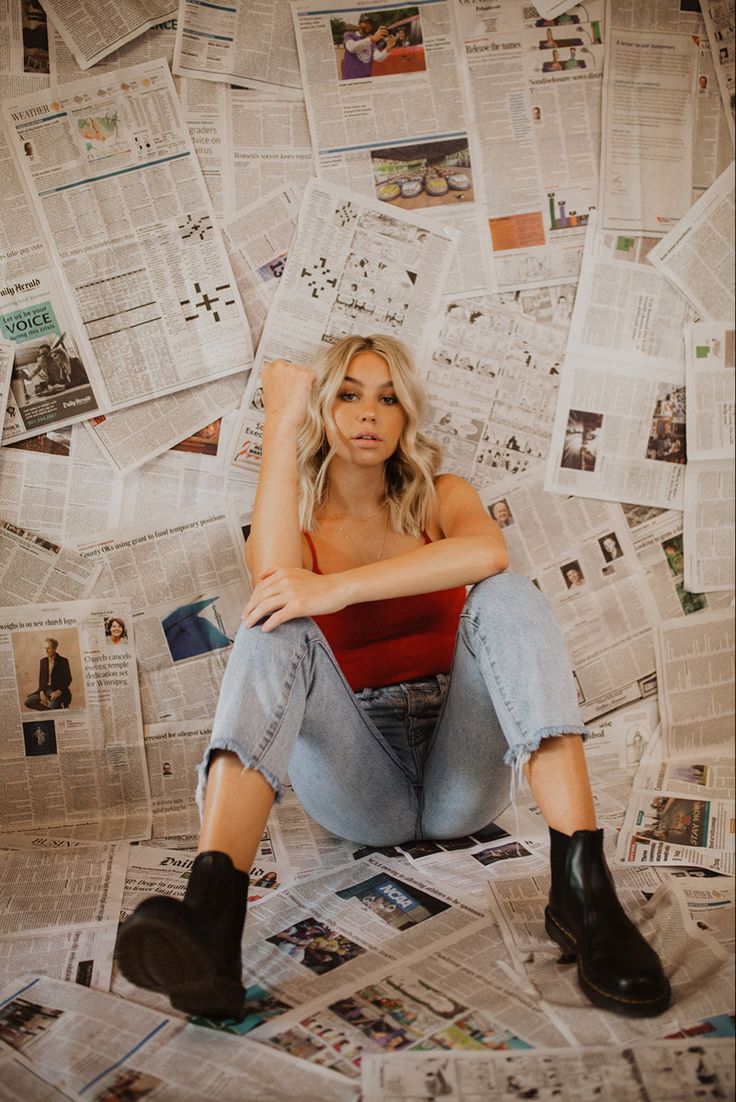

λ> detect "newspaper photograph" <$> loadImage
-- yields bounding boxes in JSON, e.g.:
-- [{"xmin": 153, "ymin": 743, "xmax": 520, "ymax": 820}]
[
  {"xmin": 424, "ymin": 293, "xmax": 567, "ymax": 488},
  {"xmin": 173, "ymin": 0, "xmax": 303, "ymax": 97},
  {"xmin": 0, "ymin": 598, "xmax": 151, "ymax": 840},
  {"xmin": 655, "ymin": 609, "xmax": 735, "ymax": 757},
  {"xmin": 0, "ymin": 0, "xmax": 50, "ymax": 77},
  {"xmin": 599, "ymin": 0, "xmax": 699, "ymax": 235},
  {"xmin": 360, "ymin": 1039, "xmax": 735, "ymax": 1101},
  {"xmin": 649, "ymin": 161, "xmax": 735, "ymax": 323},
  {"xmin": 454, "ymin": 1, "xmax": 604, "ymax": 291},
  {"xmin": 229, "ymin": 178, "xmax": 457, "ymax": 476},
  {"xmin": 2, "ymin": 59, "xmax": 253, "ymax": 441},
  {"xmin": 41, "ymin": 0, "xmax": 176, "ymax": 70},
  {"xmin": 78, "ymin": 505, "xmax": 251, "ymax": 724},
  {"xmin": 479, "ymin": 470, "xmax": 659, "ymax": 721},
  {"xmin": 618, "ymin": 782, "xmax": 734, "ymax": 875},
  {"xmin": 0, "ymin": 423, "xmax": 124, "ymax": 543}
]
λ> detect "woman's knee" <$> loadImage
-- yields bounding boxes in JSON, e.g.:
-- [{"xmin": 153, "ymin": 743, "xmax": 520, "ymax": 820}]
[{"xmin": 463, "ymin": 571, "xmax": 557, "ymax": 633}]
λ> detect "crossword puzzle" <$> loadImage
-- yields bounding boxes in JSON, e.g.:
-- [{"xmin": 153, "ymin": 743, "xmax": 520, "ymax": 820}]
[
  {"xmin": 333, "ymin": 201, "xmax": 357, "ymax": 228},
  {"xmin": 179, "ymin": 212, "xmax": 214, "ymax": 242},
  {"xmin": 300, "ymin": 257, "xmax": 338, "ymax": 299},
  {"xmin": 180, "ymin": 281, "xmax": 236, "ymax": 323}
]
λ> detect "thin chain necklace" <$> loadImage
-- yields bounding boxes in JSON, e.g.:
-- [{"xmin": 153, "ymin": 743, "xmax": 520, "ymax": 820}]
[{"xmin": 326, "ymin": 501, "xmax": 390, "ymax": 565}]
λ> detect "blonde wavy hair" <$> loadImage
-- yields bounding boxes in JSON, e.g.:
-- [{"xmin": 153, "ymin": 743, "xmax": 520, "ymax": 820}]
[{"xmin": 297, "ymin": 335, "xmax": 442, "ymax": 536}]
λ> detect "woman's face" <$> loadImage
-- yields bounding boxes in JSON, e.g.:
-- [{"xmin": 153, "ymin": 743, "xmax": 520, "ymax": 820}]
[
  {"xmin": 109, "ymin": 619, "xmax": 124, "ymax": 640},
  {"xmin": 329, "ymin": 351, "xmax": 407, "ymax": 468}
]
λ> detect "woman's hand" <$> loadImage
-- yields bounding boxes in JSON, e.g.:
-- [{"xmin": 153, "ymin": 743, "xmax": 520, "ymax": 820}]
[
  {"xmin": 261, "ymin": 359, "xmax": 315, "ymax": 433},
  {"xmin": 243, "ymin": 568, "xmax": 347, "ymax": 632}
]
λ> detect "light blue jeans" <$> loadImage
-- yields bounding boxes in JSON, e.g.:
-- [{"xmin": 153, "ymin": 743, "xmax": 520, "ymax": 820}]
[{"xmin": 197, "ymin": 573, "xmax": 589, "ymax": 846}]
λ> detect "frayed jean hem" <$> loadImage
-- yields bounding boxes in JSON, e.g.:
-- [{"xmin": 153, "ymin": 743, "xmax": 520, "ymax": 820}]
[
  {"xmin": 195, "ymin": 737, "xmax": 284, "ymax": 822},
  {"xmin": 503, "ymin": 724, "xmax": 591, "ymax": 807}
]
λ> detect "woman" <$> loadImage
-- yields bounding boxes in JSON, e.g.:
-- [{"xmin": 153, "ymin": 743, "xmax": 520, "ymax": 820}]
[
  {"xmin": 117, "ymin": 335, "xmax": 670, "ymax": 1021},
  {"xmin": 106, "ymin": 616, "xmax": 127, "ymax": 644}
]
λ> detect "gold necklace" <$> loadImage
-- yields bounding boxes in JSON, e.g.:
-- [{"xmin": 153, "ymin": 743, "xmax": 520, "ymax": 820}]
[{"xmin": 327, "ymin": 502, "xmax": 390, "ymax": 565}]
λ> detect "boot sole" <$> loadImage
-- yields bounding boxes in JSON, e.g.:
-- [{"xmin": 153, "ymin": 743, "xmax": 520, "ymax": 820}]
[
  {"xmin": 116, "ymin": 899, "xmax": 244, "ymax": 1019},
  {"xmin": 544, "ymin": 907, "xmax": 671, "ymax": 1019}
]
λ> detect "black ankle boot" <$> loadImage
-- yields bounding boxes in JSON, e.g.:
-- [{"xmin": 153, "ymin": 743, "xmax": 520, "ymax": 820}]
[
  {"xmin": 116, "ymin": 851, "xmax": 248, "ymax": 1019},
  {"xmin": 545, "ymin": 827, "xmax": 671, "ymax": 1018}
]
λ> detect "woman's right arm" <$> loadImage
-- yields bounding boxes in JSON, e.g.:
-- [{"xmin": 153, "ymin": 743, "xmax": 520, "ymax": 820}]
[{"xmin": 245, "ymin": 359, "xmax": 315, "ymax": 581}]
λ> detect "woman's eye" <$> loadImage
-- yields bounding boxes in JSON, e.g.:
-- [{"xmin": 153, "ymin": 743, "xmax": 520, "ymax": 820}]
[
  {"xmin": 381, "ymin": 394, "xmax": 399, "ymax": 405},
  {"xmin": 338, "ymin": 391, "xmax": 357, "ymax": 401}
]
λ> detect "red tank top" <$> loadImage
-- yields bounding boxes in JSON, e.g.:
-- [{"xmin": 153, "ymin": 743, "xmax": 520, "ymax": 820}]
[{"xmin": 303, "ymin": 531, "xmax": 466, "ymax": 692}]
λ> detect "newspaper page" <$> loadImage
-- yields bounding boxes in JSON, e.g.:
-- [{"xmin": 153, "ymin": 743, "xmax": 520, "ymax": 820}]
[
  {"xmin": 143, "ymin": 721, "xmax": 211, "ymax": 840},
  {"xmin": 2, "ymin": 58, "xmax": 253, "ymax": 442},
  {"xmin": 599, "ymin": 0, "xmax": 699, "ymax": 235},
  {"xmin": 0, "ymin": 598, "xmax": 152, "ymax": 840},
  {"xmin": 173, "ymin": 75, "xmax": 233, "ymax": 222},
  {"xmin": 684, "ymin": 458, "xmax": 735, "ymax": 593},
  {"xmin": 0, "ymin": 424, "xmax": 124, "ymax": 543},
  {"xmin": 0, "ymin": 519, "xmax": 102, "ymax": 604},
  {"xmin": 424, "ymin": 294, "xmax": 567, "ymax": 489},
  {"xmin": 701, "ymin": 0, "xmax": 736, "ymax": 144},
  {"xmin": 453, "ymin": 0, "xmax": 604, "ymax": 291},
  {"xmin": 40, "ymin": 0, "xmax": 176, "ymax": 70},
  {"xmin": 648, "ymin": 161, "xmax": 735, "ymax": 323},
  {"xmin": 624, "ymin": 504, "xmax": 733, "ymax": 620},
  {"xmin": 0, "ymin": 337, "xmax": 15, "ymax": 422},
  {"xmin": 48, "ymin": 15, "xmax": 177, "ymax": 85},
  {"xmin": 617, "ymin": 755, "xmax": 734, "ymax": 873},
  {"xmin": 0, "ymin": 975, "xmax": 359, "ymax": 1102},
  {"xmin": 543, "ymin": 221, "xmax": 688, "ymax": 510},
  {"xmin": 82, "ymin": 370, "xmax": 248, "ymax": 475},
  {"xmin": 78, "ymin": 505, "xmax": 250, "ymax": 724},
  {"xmin": 655, "ymin": 609, "xmax": 735, "ymax": 757},
  {"xmin": 685, "ymin": 323, "xmax": 735, "ymax": 462},
  {"xmin": 229, "ymin": 178, "xmax": 457, "ymax": 477},
  {"xmin": 478, "ymin": 470, "xmax": 659, "ymax": 721},
  {"xmin": 693, "ymin": 32, "xmax": 734, "ymax": 199},
  {"xmin": 173, "ymin": 0, "xmax": 303, "ymax": 97},
  {"xmin": 361, "ymin": 1040, "xmax": 736, "ymax": 1101},
  {"xmin": 229, "ymin": 88, "xmax": 314, "ymax": 212},
  {"xmin": 292, "ymin": 0, "xmax": 486, "ymax": 297},
  {"xmin": 223, "ymin": 187, "xmax": 299, "ymax": 346},
  {"xmin": 0, "ymin": 0, "xmax": 49, "ymax": 77}
]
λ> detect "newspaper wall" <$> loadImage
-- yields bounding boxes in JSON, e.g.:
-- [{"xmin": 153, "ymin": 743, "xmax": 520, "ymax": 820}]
[
  {"xmin": 173, "ymin": 0, "xmax": 303, "ymax": 97},
  {"xmin": 41, "ymin": 0, "xmax": 176, "ymax": 70},
  {"xmin": 599, "ymin": 0, "xmax": 699, "ymax": 235},
  {"xmin": 78, "ymin": 505, "xmax": 250, "ymax": 724},
  {"xmin": 479, "ymin": 470, "xmax": 659, "ymax": 721},
  {"xmin": 1, "ymin": 58, "xmax": 253, "ymax": 442},
  {"xmin": 454, "ymin": 0, "xmax": 604, "ymax": 291},
  {"xmin": 229, "ymin": 178, "xmax": 457, "ymax": 477},
  {"xmin": 0, "ymin": 598, "xmax": 151, "ymax": 840},
  {"xmin": 292, "ymin": 0, "xmax": 484, "ymax": 297}
]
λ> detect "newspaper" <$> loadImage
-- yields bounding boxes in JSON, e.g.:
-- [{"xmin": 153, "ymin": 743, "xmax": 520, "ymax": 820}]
[
  {"xmin": 693, "ymin": 32, "xmax": 734, "ymax": 199},
  {"xmin": 360, "ymin": 1039, "xmax": 736, "ymax": 1101},
  {"xmin": 0, "ymin": 599, "xmax": 151, "ymax": 840},
  {"xmin": 291, "ymin": 0, "xmax": 485, "ymax": 296},
  {"xmin": 599, "ymin": 0, "xmax": 699, "ymax": 235},
  {"xmin": 0, "ymin": 0, "xmax": 50, "ymax": 77},
  {"xmin": 685, "ymin": 324, "xmax": 736, "ymax": 462},
  {"xmin": 40, "ymin": 0, "xmax": 176, "ymax": 70},
  {"xmin": 1, "ymin": 58, "xmax": 253, "ymax": 442},
  {"xmin": 649, "ymin": 162, "xmax": 735, "ymax": 323},
  {"xmin": 684, "ymin": 459, "xmax": 736, "ymax": 593},
  {"xmin": 453, "ymin": 1, "xmax": 604, "ymax": 291},
  {"xmin": 0, "ymin": 975, "xmax": 359, "ymax": 1102},
  {"xmin": 479, "ymin": 469, "xmax": 660, "ymax": 722},
  {"xmin": 173, "ymin": 0, "xmax": 303, "ymax": 97},
  {"xmin": 701, "ymin": 0, "xmax": 736, "ymax": 144},
  {"xmin": 0, "ymin": 518, "xmax": 102, "ymax": 604},
  {"xmin": 229, "ymin": 178, "xmax": 457, "ymax": 477},
  {"xmin": 48, "ymin": 15, "xmax": 177, "ymax": 85},
  {"xmin": 82, "ymin": 370, "xmax": 248, "ymax": 476},
  {"xmin": 543, "ymin": 220, "xmax": 688, "ymax": 510},
  {"xmin": 617, "ymin": 754, "xmax": 734, "ymax": 873},
  {"xmin": 654, "ymin": 610, "xmax": 735, "ymax": 757},
  {"xmin": 424, "ymin": 294, "xmax": 567, "ymax": 489},
  {"xmin": 0, "ymin": 423, "xmax": 123, "ymax": 544},
  {"xmin": 624, "ymin": 504, "xmax": 733, "ymax": 619},
  {"xmin": 78, "ymin": 505, "xmax": 250, "ymax": 724},
  {"xmin": 174, "ymin": 74, "xmax": 233, "ymax": 221},
  {"xmin": 223, "ymin": 187, "xmax": 299, "ymax": 347},
  {"xmin": 0, "ymin": 337, "xmax": 16, "ymax": 424},
  {"xmin": 229, "ymin": 88, "xmax": 314, "ymax": 212},
  {"xmin": 143, "ymin": 721, "xmax": 212, "ymax": 840}
]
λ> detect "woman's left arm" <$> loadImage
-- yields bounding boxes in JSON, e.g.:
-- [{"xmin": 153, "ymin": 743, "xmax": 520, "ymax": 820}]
[{"xmin": 244, "ymin": 475, "xmax": 508, "ymax": 631}]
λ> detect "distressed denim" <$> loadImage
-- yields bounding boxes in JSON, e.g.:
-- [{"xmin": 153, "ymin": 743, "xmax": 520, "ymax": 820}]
[{"xmin": 197, "ymin": 572, "xmax": 589, "ymax": 846}]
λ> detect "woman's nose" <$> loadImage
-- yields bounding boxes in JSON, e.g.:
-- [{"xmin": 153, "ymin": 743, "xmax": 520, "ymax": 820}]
[{"xmin": 359, "ymin": 403, "xmax": 376, "ymax": 420}]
